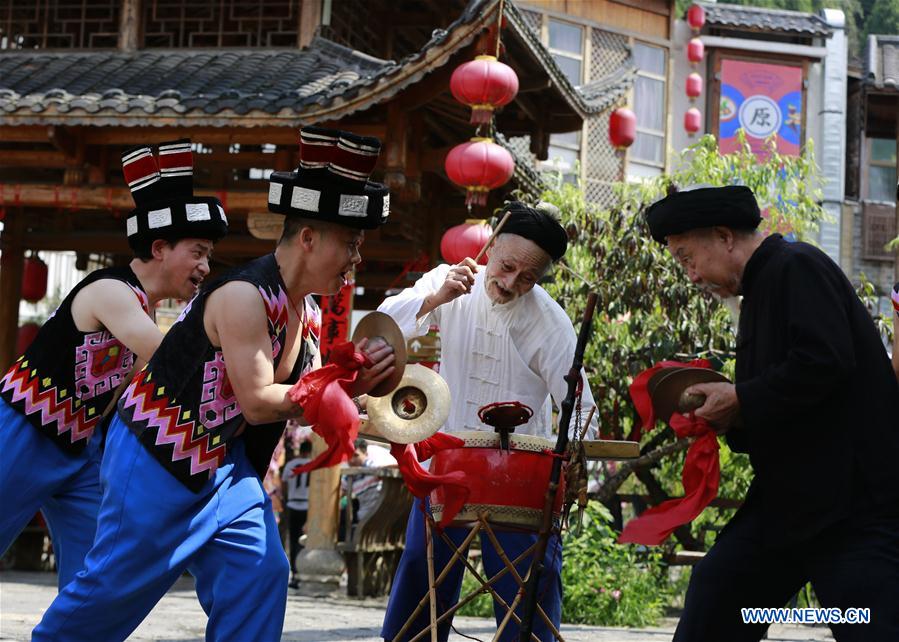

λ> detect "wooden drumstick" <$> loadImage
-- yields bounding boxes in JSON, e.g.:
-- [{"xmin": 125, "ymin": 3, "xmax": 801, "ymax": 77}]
[
  {"xmin": 578, "ymin": 405, "xmax": 597, "ymax": 441},
  {"xmin": 473, "ymin": 210, "xmax": 513, "ymax": 263}
]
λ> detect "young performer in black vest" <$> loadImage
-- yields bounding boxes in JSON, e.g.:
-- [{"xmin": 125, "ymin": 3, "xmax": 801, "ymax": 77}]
[
  {"xmin": 0, "ymin": 140, "xmax": 227, "ymax": 590},
  {"xmin": 646, "ymin": 185, "xmax": 899, "ymax": 642},
  {"xmin": 33, "ymin": 127, "xmax": 396, "ymax": 642}
]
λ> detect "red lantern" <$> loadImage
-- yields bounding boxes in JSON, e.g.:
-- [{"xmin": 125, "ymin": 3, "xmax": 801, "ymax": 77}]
[
  {"xmin": 16, "ymin": 322, "xmax": 40, "ymax": 355},
  {"xmin": 450, "ymin": 55, "xmax": 520, "ymax": 124},
  {"xmin": 687, "ymin": 38, "xmax": 704, "ymax": 65},
  {"xmin": 22, "ymin": 255, "xmax": 48, "ymax": 303},
  {"xmin": 440, "ymin": 219, "xmax": 493, "ymax": 265},
  {"xmin": 444, "ymin": 138, "xmax": 515, "ymax": 207},
  {"xmin": 608, "ymin": 107, "xmax": 637, "ymax": 150},
  {"xmin": 684, "ymin": 107, "xmax": 702, "ymax": 135},
  {"xmin": 686, "ymin": 72, "xmax": 703, "ymax": 100},
  {"xmin": 687, "ymin": 4, "xmax": 706, "ymax": 32}
]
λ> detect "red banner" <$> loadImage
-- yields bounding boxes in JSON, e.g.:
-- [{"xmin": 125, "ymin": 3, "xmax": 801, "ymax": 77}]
[{"xmin": 319, "ymin": 281, "xmax": 354, "ymax": 365}]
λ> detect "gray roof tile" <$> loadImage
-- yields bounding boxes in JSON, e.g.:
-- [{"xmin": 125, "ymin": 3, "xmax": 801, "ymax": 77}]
[
  {"xmin": 865, "ymin": 34, "xmax": 899, "ymax": 91},
  {"xmin": 701, "ymin": 2, "xmax": 832, "ymax": 37}
]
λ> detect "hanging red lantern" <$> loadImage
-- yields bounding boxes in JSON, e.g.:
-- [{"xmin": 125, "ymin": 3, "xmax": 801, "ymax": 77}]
[
  {"xmin": 22, "ymin": 254, "xmax": 48, "ymax": 303},
  {"xmin": 686, "ymin": 72, "xmax": 703, "ymax": 101},
  {"xmin": 450, "ymin": 55, "xmax": 520, "ymax": 124},
  {"xmin": 444, "ymin": 138, "xmax": 515, "ymax": 207},
  {"xmin": 440, "ymin": 219, "xmax": 493, "ymax": 265},
  {"xmin": 16, "ymin": 322, "xmax": 40, "ymax": 355},
  {"xmin": 608, "ymin": 107, "xmax": 637, "ymax": 150},
  {"xmin": 687, "ymin": 4, "xmax": 706, "ymax": 32},
  {"xmin": 687, "ymin": 38, "xmax": 705, "ymax": 65},
  {"xmin": 684, "ymin": 107, "xmax": 702, "ymax": 135}
]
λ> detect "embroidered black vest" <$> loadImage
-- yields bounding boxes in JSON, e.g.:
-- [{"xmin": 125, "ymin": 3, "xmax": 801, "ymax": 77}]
[
  {"xmin": 117, "ymin": 253, "xmax": 320, "ymax": 492},
  {"xmin": 1, "ymin": 266, "xmax": 150, "ymax": 454}
]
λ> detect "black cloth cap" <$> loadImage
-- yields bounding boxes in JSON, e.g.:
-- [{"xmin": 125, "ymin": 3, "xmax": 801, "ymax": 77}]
[
  {"xmin": 268, "ymin": 126, "xmax": 389, "ymax": 230},
  {"xmin": 122, "ymin": 139, "xmax": 228, "ymax": 253},
  {"xmin": 645, "ymin": 185, "xmax": 761, "ymax": 244},
  {"xmin": 500, "ymin": 201, "xmax": 568, "ymax": 262}
]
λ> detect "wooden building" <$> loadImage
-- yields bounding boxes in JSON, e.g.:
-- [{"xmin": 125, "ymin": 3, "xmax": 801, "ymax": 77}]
[{"xmin": 0, "ymin": 0, "xmax": 672, "ymax": 368}]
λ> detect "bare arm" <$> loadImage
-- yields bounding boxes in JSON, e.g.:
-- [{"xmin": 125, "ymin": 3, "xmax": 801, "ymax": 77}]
[
  {"xmin": 71, "ymin": 279, "xmax": 163, "ymax": 363},
  {"xmin": 207, "ymin": 282, "xmax": 396, "ymax": 425},
  {"xmin": 207, "ymin": 281, "xmax": 303, "ymax": 425}
]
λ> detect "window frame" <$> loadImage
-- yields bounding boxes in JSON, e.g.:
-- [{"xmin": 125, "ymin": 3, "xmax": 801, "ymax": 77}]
[{"xmin": 629, "ymin": 40, "xmax": 668, "ymax": 169}]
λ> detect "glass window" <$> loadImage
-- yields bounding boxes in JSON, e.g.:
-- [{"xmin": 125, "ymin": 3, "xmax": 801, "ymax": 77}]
[
  {"xmin": 548, "ymin": 19, "xmax": 583, "ymax": 86},
  {"xmin": 549, "ymin": 20, "xmax": 582, "ymax": 54},
  {"xmin": 868, "ymin": 137, "xmax": 897, "ymax": 202},
  {"xmin": 870, "ymin": 138, "xmax": 897, "ymax": 164},
  {"xmin": 631, "ymin": 41, "xmax": 667, "ymax": 167},
  {"xmin": 632, "ymin": 133, "xmax": 664, "ymax": 165},
  {"xmin": 869, "ymin": 166, "xmax": 895, "ymax": 202},
  {"xmin": 635, "ymin": 76, "xmax": 665, "ymax": 132},
  {"xmin": 633, "ymin": 42, "xmax": 666, "ymax": 76},
  {"xmin": 552, "ymin": 54, "xmax": 582, "ymax": 85}
]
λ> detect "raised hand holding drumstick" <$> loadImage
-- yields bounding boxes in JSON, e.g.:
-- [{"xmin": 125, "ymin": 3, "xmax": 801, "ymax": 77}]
[{"xmin": 415, "ymin": 210, "xmax": 513, "ymax": 319}]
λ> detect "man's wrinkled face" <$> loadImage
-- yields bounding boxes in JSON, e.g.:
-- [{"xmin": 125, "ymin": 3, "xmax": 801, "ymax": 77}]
[
  {"xmin": 483, "ymin": 235, "xmax": 551, "ymax": 304},
  {"xmin": 159, "ymin": 238, "xmax": 213, "ymax": 300},
  {"xmin": 666, "ymin": 228, "xmax": 740, "ymax": 299}
]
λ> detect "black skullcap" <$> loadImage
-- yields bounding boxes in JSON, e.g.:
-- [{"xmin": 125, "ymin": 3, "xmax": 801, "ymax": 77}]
[
  {"xmin": 500, "ymin": 201, "xmax": 568, "ymax": 261},
  {"xmin": 645, "ymin": 185, "xmax": 761, "ymax": 244}
]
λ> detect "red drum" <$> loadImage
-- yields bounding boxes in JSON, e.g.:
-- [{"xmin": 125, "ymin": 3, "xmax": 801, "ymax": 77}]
[{"xmin": 429, "ymin": 431, "xmax": 565, "ymax": 531}]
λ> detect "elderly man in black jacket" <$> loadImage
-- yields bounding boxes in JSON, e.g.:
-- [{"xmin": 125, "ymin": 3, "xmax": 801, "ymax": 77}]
[{"xmin": 646, "ymin": 185, "xmax": 899, "ymax": 642}]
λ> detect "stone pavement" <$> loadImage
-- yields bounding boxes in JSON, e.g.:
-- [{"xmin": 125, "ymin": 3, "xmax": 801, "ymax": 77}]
[{"xmin": 0, "ymin": 571, "xmax": 834, "ymax": 641}]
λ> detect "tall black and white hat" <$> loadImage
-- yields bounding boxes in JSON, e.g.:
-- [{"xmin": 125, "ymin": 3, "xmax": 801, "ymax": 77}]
[
  {"xmin": 122, "ymin": 139, "xmax": 229, "ymax": 253},
  {"xmin": 267, "ymin": 126, "xmax": 389, "ymax": 229}
]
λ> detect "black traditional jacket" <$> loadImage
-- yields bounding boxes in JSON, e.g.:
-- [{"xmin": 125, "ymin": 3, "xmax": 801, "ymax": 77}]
[{"xmin": 730, "ymin": 235, "xmax": 899, "ymax": 545}]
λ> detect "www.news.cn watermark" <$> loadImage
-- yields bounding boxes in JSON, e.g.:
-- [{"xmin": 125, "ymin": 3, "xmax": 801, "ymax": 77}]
[{"xmin": 741, "ymin": 608, "xmax": 871, "ymax": 625}]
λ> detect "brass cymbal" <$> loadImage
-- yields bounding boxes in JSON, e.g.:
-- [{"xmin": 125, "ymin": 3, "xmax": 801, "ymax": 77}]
[
  {"xmin": 650, "ymin": 367, "xmax": 730, "ymax": 423},
  {"xmin": 367, "ymin": 364, "xmax": 451, "ymax": 444},
  {"xmin": 351, "ymin": 311, "xmax": 407, "ymax": 397}
]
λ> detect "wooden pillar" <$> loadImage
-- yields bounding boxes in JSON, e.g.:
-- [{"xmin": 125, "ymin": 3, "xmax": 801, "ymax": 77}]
[
  {"xmin": 298, "ymin": 0, "xmax": 322, "ymax": 49},
  {"xmin": 295, "ymin": 433, "xmax": 344, "ymax": 594},
  {"xmin": 118, "ymin": 0, "xmax": 141, "ymax": 52},
  {"xmin": 0, "ymin": 211, "xmax": 25, "ymax": 370}
]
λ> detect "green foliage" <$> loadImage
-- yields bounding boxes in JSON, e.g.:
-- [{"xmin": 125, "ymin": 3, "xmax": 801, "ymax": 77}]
[{"xmin": 559, "ymin": 502, "xmax": 671, "ymax": 627}]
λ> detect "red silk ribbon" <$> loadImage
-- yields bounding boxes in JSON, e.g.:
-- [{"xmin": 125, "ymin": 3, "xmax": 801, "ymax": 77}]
[
  {"xmin": 618, "ymin": 360, "xmax": 721, "ymax": 546},
  {"xmin": 289, "ymin": 341, "xmax": 370, "ymax": 474},
  {"xmin": 390, "ymin": 433, "xmax": 470, "ymax": 530}
]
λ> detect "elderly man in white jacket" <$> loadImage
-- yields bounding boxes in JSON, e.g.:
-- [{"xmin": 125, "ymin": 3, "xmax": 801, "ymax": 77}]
[{"xmin": 379, "ymin": 201, "xmax": 598, "ymax": 642}]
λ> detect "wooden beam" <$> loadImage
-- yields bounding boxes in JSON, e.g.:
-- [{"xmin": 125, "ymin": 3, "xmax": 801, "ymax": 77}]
[
  {"xmin": 0, "ymin": 183, "xmax": 270, "ymax": 212},
  {"xmin": 0, "ymin": 150, "xmax": 68, "ymax": 169},
  {"xmin": 298, "ymin": 0, "xmax": 322, "ymax": 49},
  {"xmin": 49, "ymin": 125, "xmax": 386, "ymax": 147},
  {"xmin": 118, "ymin": 0, "xmax": 141, "ymax": 51},
  {"xmin": 0, "ymin": 211, "xmax": 25, "ymax": 370}
]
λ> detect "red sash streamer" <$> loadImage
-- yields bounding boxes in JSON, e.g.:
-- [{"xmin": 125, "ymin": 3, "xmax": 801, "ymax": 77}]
[
  {"xmin": 289, "ymin": 341, "xmax": 370, "ymax": 474},
  {"xmin": 618, "ymin": 360, "xmax": 721, "ymax": 546},
  {"xmin": 390, "ymin": 433, "xmax": 470, "ymax": 530}
]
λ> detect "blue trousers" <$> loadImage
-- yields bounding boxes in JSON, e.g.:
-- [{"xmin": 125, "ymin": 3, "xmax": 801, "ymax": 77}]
[
  {"xmin": 381, "ymin": 499, "xmax": 563, "ymax": 642},
  {"xmin": 0, "ymin": 397, "xmax": 102, "ymax": 589},
  {"xmin": 33, "ymin": 415, "xmax": 289, "ymax": 642}
]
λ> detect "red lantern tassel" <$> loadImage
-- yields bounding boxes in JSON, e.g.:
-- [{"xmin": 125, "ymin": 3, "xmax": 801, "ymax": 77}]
[{"xmin": 470, "ymin": 104, "xmax": 495, "ymax": 124}]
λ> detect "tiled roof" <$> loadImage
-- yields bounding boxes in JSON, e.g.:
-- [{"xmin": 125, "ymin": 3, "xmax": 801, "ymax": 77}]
[
  {"xmin": 0, "ymin": 39, "xmax": 391, "ymax": 120},
  {"xmin": 0, "ymin": 0, "xmax": 630, "ymax": 127},
  {"xmin": 700, "ymin": 2, "xmax": 832, "ymax": 37},
  {"xmin": 865, "ymin": 34, "xmax": 899, "ymax": 91}
]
